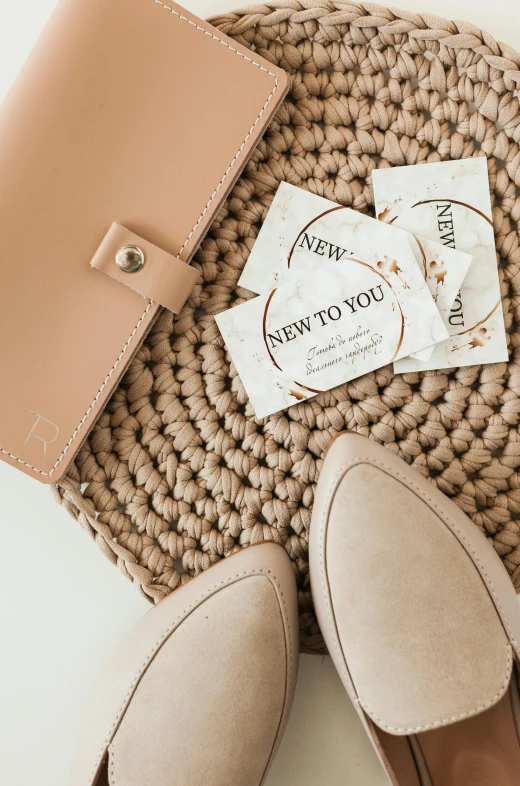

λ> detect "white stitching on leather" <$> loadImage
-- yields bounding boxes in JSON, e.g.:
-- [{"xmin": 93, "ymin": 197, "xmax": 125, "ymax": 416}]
[
  {"xmin": 318, "ymin": 466, "xmax": 361, "ymax": 701},
  {"xmin": 318, "ymin": 453, "xmax": 517, "ymax": 735},
  {"xmin": 259, "ymin": 566, "xmax": 294, "ymax": 784},
  {"xmin": 89, "ymin": 567, "xmax": 293, "ymax": 786},
  {"xmin": 0, "ymin": 301, "xmax": 154, "ymax": 476},
  {"xmin": 109, "ymin": 744, "xmax": 115, "ymax": 786},
  {"xmin": 1, "ymin": 3, "xmax": 280, "ymax": 477},
  {"xmin": 153, "ymin": 0, "xmax": 279, "ymax": 257}
]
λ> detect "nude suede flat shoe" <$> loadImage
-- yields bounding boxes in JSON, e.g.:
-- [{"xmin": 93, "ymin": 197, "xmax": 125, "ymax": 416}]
[
  {"xmin": 69, "ymin": 543, "xmax": 298, "ymax": 786},
  {"xmin": 310, "ymin": 432, "xmax": 520, "ymax": 786}
]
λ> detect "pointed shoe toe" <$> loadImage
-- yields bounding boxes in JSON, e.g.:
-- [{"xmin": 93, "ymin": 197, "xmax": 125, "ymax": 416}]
[
  {"xmin": 69, "ymin": 543, "xmax": 298, "ymax": 786},
  {"xmin": 310, "ymin": 432, "xmax": 520, "ymax": 786}
]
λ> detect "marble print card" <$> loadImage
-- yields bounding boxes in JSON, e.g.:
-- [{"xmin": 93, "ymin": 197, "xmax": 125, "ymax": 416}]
[
  {"xmin": 238, "ymin": 182, "xmax": 473, "ymax": 363},
  {"xmin": 407, "ymin": 235, "xmax": 472, "ymax": 362},
  {"xmin": 217, "ymin": 228, "xmax": 448, "ymax": 418},
  {"xmin": 373, "ymin": 157, "xmax": 508, "ymax": 371}
]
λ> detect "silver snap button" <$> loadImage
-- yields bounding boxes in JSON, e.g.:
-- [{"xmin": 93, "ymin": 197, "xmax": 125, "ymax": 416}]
[{"xmin": 116, "ymin": 244, "xmax": 145, "ymax": 273}]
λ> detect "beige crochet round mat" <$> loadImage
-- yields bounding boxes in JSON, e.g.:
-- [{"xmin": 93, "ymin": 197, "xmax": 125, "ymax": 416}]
[{"xmin": 54, "ymin": 1, "xmax": 520, "ymax": 652}]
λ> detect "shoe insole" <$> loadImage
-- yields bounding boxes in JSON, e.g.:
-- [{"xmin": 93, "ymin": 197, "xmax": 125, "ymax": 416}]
[{"xmin": 414, "ymin": 687, "xmax": 520, "ymax": 786}]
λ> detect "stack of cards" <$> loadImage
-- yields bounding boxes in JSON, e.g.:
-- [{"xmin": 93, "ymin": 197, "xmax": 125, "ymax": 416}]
[{"xmin": 215, "ymin": 159, "xmax": 507, "ymax": 419}]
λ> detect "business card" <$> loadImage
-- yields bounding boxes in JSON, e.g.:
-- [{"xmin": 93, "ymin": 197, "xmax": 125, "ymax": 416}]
[
  {"xmin": 218, "ymin": 232, "xmax": 447, "ymax": 418},
  {"xmin": 407, "ymin": 235, "xmax": 472, "ymax": 362},
  {"xmin": 238, "ymin": 182, "xmax": 472, "ymax": 364},
  {"xmin": 373, "ymin": 158, "xmax": 508, "ymax": 371}
]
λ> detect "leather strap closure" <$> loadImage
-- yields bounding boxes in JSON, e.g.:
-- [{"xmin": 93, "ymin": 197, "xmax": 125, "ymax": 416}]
[{"xmin": 91, "ymin": 223, "xmax": 200, "ymax": 313}]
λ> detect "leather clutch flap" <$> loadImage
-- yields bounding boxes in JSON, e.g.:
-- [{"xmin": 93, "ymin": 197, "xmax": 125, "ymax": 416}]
[{"xmin": 0, "ymin": 0, "xmax": 287, "ymax": 483}]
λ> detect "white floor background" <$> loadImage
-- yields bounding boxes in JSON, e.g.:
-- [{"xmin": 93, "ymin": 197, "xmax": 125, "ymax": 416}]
[{"xmin": 0, "ymin": 1, "xmax": 519, "ymax": 784}]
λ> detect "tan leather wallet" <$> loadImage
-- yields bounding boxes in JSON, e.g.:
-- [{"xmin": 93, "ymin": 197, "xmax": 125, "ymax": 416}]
[{"xmin": 0, "ymin": 0, "xmax": 287, "ymax": 483}]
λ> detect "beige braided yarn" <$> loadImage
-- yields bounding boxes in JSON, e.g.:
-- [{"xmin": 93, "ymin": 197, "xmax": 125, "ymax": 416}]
[{"xmin": 53, "ymin": 1, "xmax": 520, "ymax": 652}]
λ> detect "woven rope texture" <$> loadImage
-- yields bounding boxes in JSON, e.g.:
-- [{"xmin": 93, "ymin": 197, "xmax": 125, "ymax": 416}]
[{"xmin": 54, "ymin": 1, "xmax": 520, "ymax": 652}]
